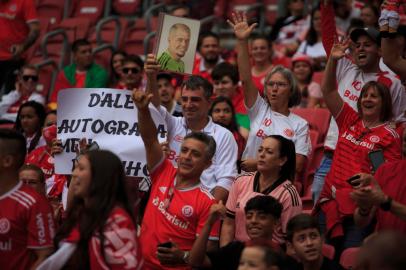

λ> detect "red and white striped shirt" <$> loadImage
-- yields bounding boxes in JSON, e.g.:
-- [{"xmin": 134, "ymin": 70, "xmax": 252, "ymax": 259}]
[{"xmin": 0, "ymin": 182, "xmax": 54, "ymax": 270}]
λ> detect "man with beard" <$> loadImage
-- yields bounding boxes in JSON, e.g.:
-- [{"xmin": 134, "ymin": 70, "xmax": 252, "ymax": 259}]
[
  {"xmin": 48, "ymin": 39, "xmax": 108, "ymax": 110},
  {"xmin": 158, "ymin": 23, "xmax": 191, "ymax": 73},
  {"xmin": 193, "ymin": 31, "xmax": 223, "ymax": 82}
]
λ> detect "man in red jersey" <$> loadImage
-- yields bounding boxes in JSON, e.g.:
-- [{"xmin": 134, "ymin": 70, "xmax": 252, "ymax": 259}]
[
  {"xmin": 0, "ymin": 129, "xmax": 55, "ymax": 270},
  {"xmin": 132, "ymin": 88, "xmax": 220, "ymax": 270},
  {"xmin": 0, "ymin": 0, "xmax": 40, "ymax": 92},
  {"xmin": 352, "ymin": 126, "xmax": 406, "ymax": 233}
]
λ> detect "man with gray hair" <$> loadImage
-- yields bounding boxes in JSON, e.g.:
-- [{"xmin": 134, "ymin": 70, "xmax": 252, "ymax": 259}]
[{"xmin": 158, "ymin": 23, "xmax": 191, "ymax": 73}]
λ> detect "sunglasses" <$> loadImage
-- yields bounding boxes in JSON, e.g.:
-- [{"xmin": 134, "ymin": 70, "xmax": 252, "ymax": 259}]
[
  {"xmin": 22, "ymin": 75, "xmax": 39, "ymax": 82},
  {"xmin": 122, "ymin": 67, "xmax": 140, "ymax": 74}
]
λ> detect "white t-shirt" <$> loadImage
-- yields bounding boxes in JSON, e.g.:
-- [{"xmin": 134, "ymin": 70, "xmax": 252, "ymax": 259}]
[
  {"xmin": 157, "ymin": 106, "xmax": 238, "ymax": 191},
  {"xmin": 324, "ymin": 57, "xmax": 406, "ymax": 149},
  {"xmin": 242, "ymin": 94, "xmax": 311, "ymax": 158},
  {"xmin": 0, "ymin": 90, "xmax": 45, "ymax": 122},
  {"xmin": 297, "ymin": 41, "xmax": 326, "ymax": 59}
]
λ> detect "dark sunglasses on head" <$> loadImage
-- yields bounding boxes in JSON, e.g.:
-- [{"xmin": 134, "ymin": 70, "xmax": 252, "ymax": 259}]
[
  {"xmin": 22, "ymin": 75, "xmax": 39, "ymax": 82},
  {"xmin": 122, "ymin": 67, "xmax": 140, "ymax": 74}
]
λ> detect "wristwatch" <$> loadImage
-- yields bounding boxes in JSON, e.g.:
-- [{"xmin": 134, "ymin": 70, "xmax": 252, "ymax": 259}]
[{"xmin": 380, "ymin": 196, "xmax": 393, "ymax": 211}]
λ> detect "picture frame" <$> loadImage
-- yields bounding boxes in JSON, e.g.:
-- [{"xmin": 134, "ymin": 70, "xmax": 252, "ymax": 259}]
[{"xmin": 154, "ymin": 13, "xmax": 201, "ymax": 75}]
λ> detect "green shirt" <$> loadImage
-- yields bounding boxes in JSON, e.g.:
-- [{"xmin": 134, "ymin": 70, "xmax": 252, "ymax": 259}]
[{"xmin": 158, "ymin": 50, "xmax": 185, "ymax": 73}]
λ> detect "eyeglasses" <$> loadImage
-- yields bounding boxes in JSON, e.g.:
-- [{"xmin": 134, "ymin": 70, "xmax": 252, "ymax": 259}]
[
  {"xmin": 267, "ymin": 81, "xmax": 289, "ymax": 88},
  {"xmin": 122, "ymin": 67, "xmax": 140, "ymax": 74},
  {"xmin": 22, "ymin": 75, "xmax": 39, "ymax": 82}
]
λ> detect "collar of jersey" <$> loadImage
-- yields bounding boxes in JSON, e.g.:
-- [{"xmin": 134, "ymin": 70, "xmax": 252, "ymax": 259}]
[{"xmin": 0, "ymin": 181, "xmax": 22, "ymax": 200}]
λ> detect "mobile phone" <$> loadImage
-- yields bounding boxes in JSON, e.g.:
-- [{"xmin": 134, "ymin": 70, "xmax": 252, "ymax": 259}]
[
  {"xmin": 157, "ymin": 241, "xmax": 173, "ymax": 248},
  {"xmin": 347, "ymin": 175, "xmax": 361, "ymax": 187},
  {"xmin": 368, "ymin": 149, "xmax": 385, "ymax": 172}
]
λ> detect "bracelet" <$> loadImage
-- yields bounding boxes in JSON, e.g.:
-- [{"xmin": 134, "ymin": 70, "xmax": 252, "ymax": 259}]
[{"xmin": 359, "ymin": 207, "xmax": 371, "ymax": 217}]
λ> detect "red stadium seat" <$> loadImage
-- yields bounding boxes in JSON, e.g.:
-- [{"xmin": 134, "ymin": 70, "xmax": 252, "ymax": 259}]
[
  {"xmin": 89, "ymin": 17, "xmax": 129, "ymax": 50},
  {"xmin": 34, "ymin": 59, "xmax": 59, "ymax": 101},
  {"xmin": 36, "ymin": 0, "xmax": 67, "ymax": 28},
  {"xmin": 340, "ymin": 247, "xmax": 360, "ymax": 269},
  {"xmin": 122, "ymin": 19, "xmax": 148, "ymax": 56},
  {"xmin": 112, "ymin": 0, "xmax": 142, "ymax": 16},
  {"xmin": 57, "ymin": 18, "xmax": 91, "ymax": 43},
  {"xmin": 70, "ymin": 0, "xmax": 105, "ymax": 26},
  {"xmin": 291, "ymin": 108, "xmax": 331, "ymax": 143},
  {"xmin": 93, "ymin": 44, "xmax": 114, "ymax": 71},
  {"xmin": 264, "ymin": 0, "xmax": 278, "ymax": 26}
]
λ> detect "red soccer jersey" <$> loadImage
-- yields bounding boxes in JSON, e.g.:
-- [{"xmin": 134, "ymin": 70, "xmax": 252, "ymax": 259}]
[
  {"xmin": 65, "ymin": 207, "xmax": 143, "ymax": 270},
  {"xmin": 375, "ymin": 160, "xmax": 406, "ymax": 233},
  {"xmin": 140, "ymin": 159, "xmax": 220, "ymax": 270},
  {"xmin": 321, "ymin": 103, "xmax": 402, "ymax": 215},
  {"xmin": 0, "ymin": 182, "xmax": 54, "ymax": 270},
  {"xmin": 0, "ymin": 0, "xmax": 38, "ymax": 60}
]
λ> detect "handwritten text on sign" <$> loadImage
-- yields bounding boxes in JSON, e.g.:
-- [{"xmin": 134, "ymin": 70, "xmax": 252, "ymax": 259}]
[{"xmin": 55, "ymin": 88, "xmax": 167, "ymax": 176}]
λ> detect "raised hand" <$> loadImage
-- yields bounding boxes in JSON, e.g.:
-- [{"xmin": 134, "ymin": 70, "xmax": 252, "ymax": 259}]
[
  {"xmin": 330, "ymin": 36, "xmax": 350, "ymax": 61},
  {"xmin": 208, "ymin": 200, "xmax": 226, "ymax": 225},
  {"xmin": 227, "ymin": 11, "xmax": 257, "ymax": 40},
  {"xmin": 145, "ymin": 54, "xmax": 160, "ymax": 77},
  {"xmin": 132, "ymin": 88, "xmax": 153, "ymax": 110}
]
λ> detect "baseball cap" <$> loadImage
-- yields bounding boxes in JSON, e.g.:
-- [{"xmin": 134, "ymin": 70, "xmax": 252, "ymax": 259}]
[{"xmin": 350, "ymin": 27, "xmax": 381, "ymax": 46}]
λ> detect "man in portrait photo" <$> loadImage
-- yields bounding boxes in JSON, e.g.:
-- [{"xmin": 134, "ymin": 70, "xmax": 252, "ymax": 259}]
[{"xmin": 158, "ymin": 23, "xmax": 191, "ymax": 73}]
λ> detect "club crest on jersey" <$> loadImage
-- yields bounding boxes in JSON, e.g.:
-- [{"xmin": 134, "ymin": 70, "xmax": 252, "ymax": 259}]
[
  {"xmin": 159, "ymin": 186, "xmax": 167, "ymax": 194},
  {"xmin": 182, "ymin": 205, "xmax": 194, "ymax": 217},
  {"xmin": 369, "ymin": 135, "xmax": 380, "ymax": 143},
  {"xmin": 0, "ymin": 218, "xmax": 10, "ymax": 234},
  {"xmin": 284, "ymin": 128, "xmax": 294, "ymax": 138}
]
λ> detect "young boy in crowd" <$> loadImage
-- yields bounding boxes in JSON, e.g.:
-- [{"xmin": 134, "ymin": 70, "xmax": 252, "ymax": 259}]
[
  {"xmin": 189, "ymin": 195, "xmax": 285, "ymax": 270},
  {"xmin": 286, "ymin": 213, "xmax": 343, "ymax": 270}
]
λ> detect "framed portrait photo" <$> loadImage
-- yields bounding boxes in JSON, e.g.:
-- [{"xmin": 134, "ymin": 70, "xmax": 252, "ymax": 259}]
[{"xmin": 154, "ymin": 13, "xmax": 201, "ymax": 75}]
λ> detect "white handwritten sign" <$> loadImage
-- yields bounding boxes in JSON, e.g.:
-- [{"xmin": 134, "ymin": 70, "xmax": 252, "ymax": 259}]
[{"xmin": 55, "ymin": 88, "xmax": 167, "ymax": 176}]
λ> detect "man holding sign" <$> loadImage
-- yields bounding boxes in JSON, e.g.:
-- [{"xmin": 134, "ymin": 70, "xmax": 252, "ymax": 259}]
[
  {"xmin": 133, "ymin": 89, "xmax": 220, "ymax": 269},
  {"xmin": 145, "ymin": 54, "xmax": 238, "ymax": 202}
]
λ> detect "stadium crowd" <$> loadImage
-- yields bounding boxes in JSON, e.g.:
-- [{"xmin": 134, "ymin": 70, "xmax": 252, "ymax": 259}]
[{"xmin": 1, "ymin": 0, "xmax": 406, "ymax": 269}]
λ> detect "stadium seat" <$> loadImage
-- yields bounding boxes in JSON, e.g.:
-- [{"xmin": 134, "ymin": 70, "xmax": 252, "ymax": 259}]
[
  {"xmin": 89, "ymin": 17, "xmax": 128, "ymax": 50},
  {"xmin": 291, "ymin": 108, "xmax": 331, "ymax": 143},
  {"xmin": 93, "ymin": 44, "xmax": 114, "ymax": 71},
  {"xmin": 34, "ymin": 59, "xmax": 59, "ymax": 101},
  {"xmin": 57, "ymin": 18, "xmax": 91, "ymax": 44},
  {"xmin": 111, "ymin": 0, "xmax": 142, "ymax": 16},
  {"xmin": 264, "ymin": 0, "xmax": 278, "ymax": 26},
  {"xmin": 340, "ymin": 247, "xmax": 360, "ymax": 269},
  {"xmin": 122, "ymin": 18, "xmax": 148, "ymax": 56},
  {"xmin": 70, "ymin": 0, "xmax": 105, "ymax": 26},
  {"xmin": 322, "ymin": 244, "xmax": 336, "ymax": 260},
  {"xmin": 25, "ymin": 18, "xmax": 50, "ymax": 62},
  {"xmin": 36, "ymin": 0, "xmax": 68, "ymax": 28},
  {"xmin": 40, "ymin": 29, "xmax": 70, "ymax": 69}
]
